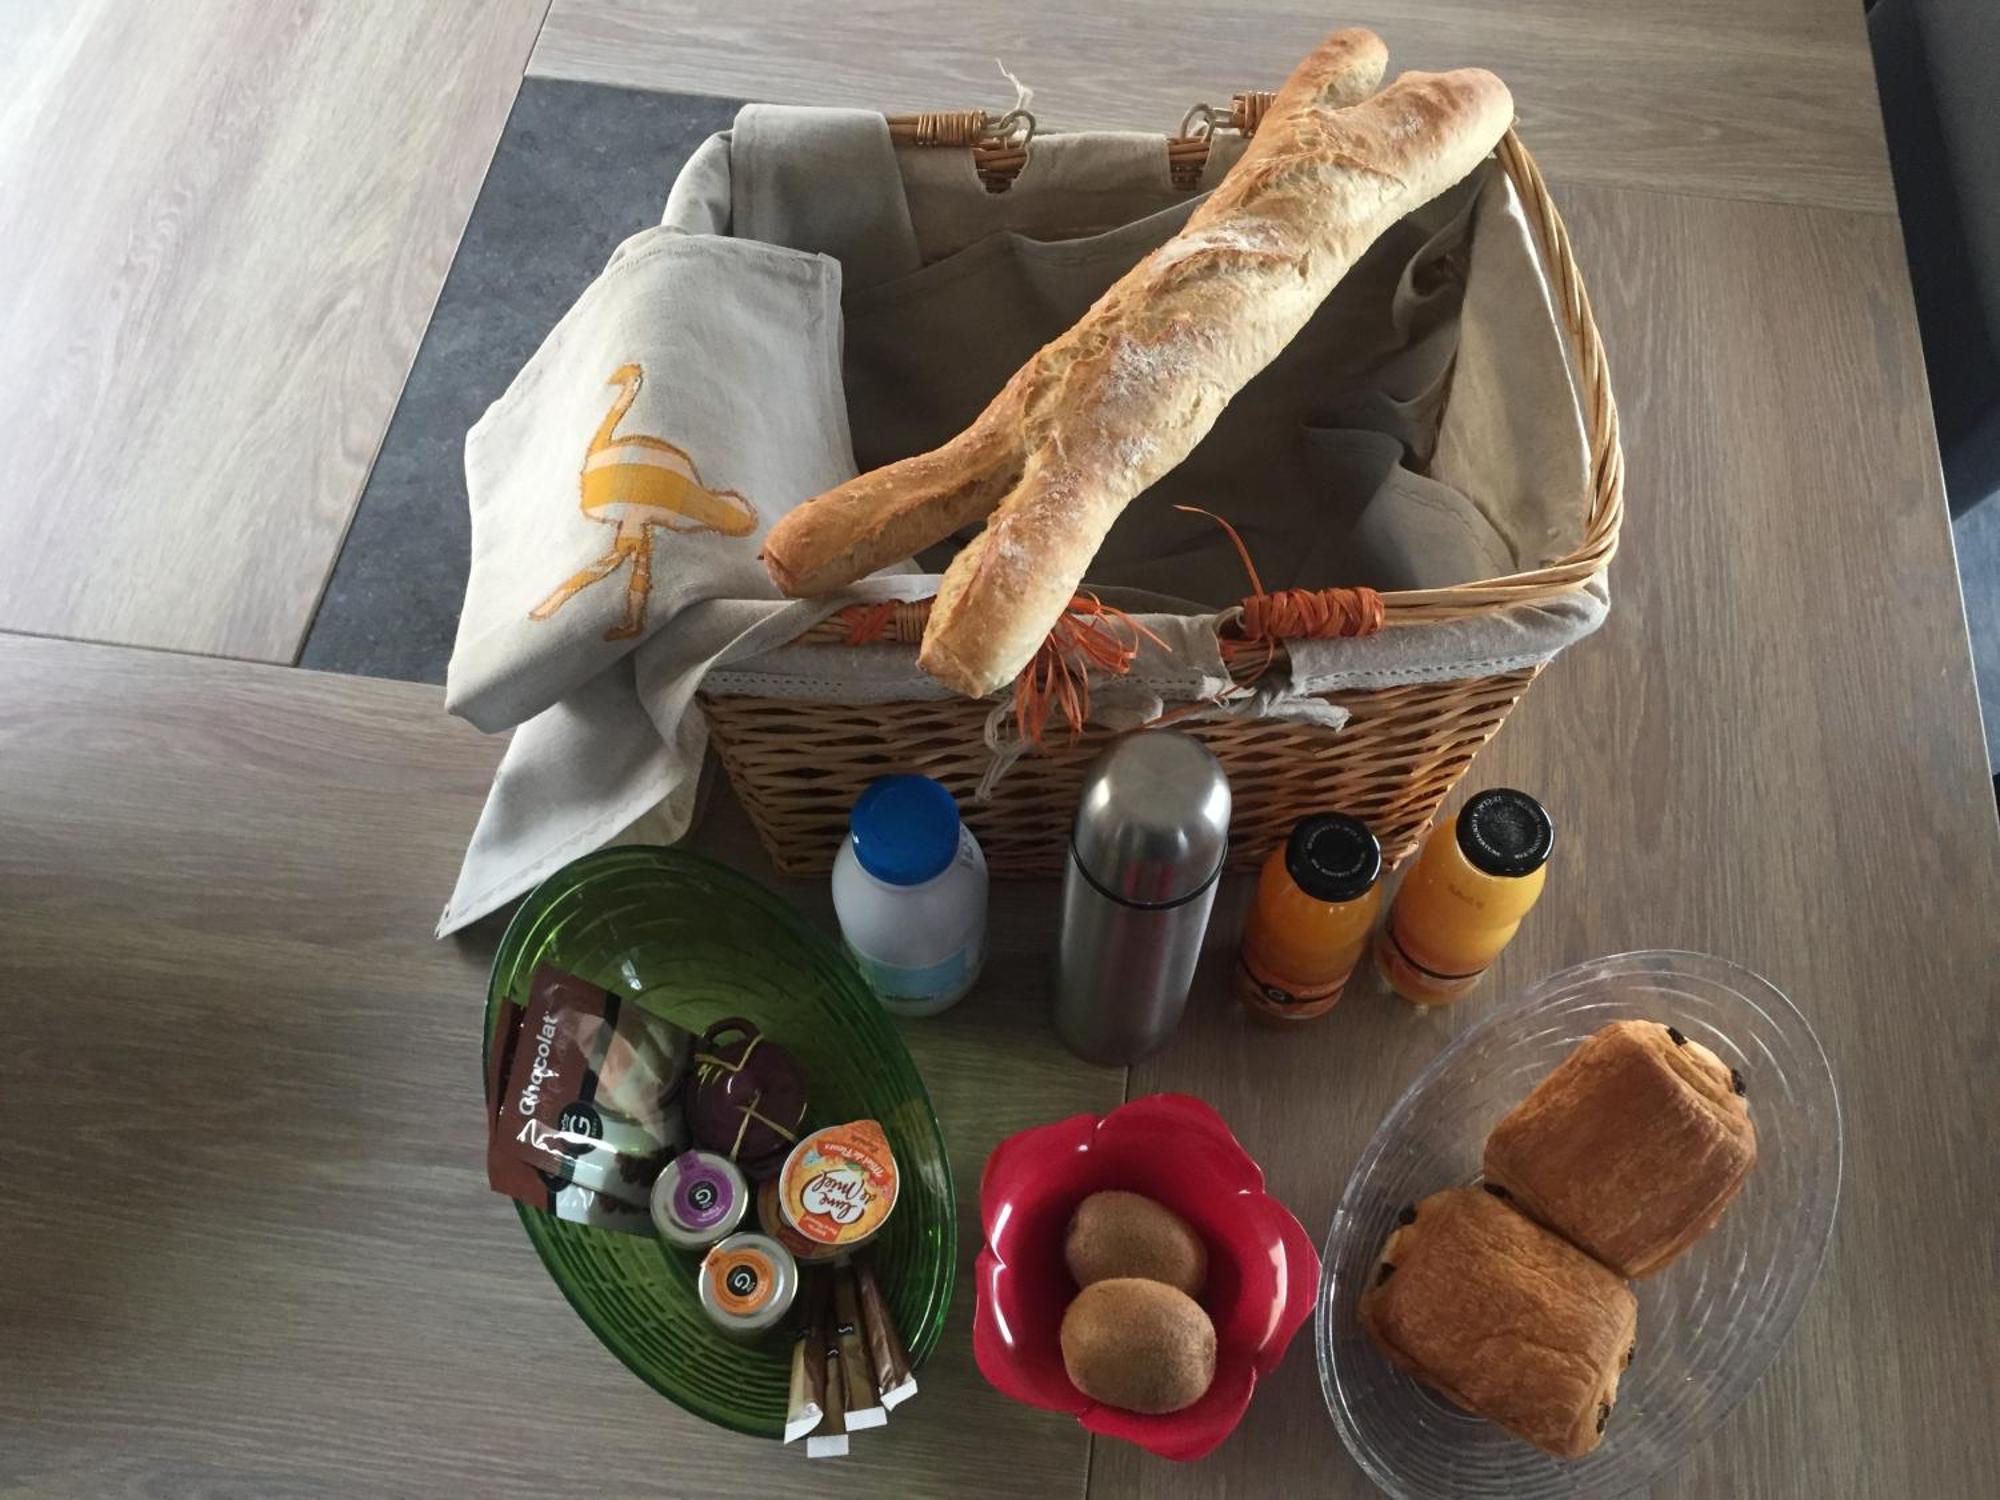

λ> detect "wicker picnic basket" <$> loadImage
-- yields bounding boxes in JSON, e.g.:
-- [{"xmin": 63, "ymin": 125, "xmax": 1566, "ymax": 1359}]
[{"xmin": 699, "ymin": 96, "xmax": 1622, "ymax": 879}]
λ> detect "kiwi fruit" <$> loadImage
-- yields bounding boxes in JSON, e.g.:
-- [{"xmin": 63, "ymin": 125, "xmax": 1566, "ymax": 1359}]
[
  {"xmin": 1060, "ymin": 1278, "xmax": 1217, "ymax": 1414},
  {"xmin": 1064, "ymin": 1190, "xmax": 1208, "ymax": 1296}
]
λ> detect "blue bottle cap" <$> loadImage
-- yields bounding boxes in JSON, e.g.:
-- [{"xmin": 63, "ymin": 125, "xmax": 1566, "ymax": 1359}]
[{"xmin": 849, "ymin": 775, "xmax": 961, "ymax": 886}]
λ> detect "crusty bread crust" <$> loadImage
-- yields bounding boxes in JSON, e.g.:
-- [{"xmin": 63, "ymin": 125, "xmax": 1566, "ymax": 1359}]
[
  {"xmin": 761, "ymin": 29, "xmax": 1515, "ymax": 696},
  {"xmin": 1483, "ymin": 1020, "xmax": 1758, "ymax": 1279},
  {"xmin": 1360, "ymin": 1186, "xmax": 1637, "ymax": 1459}
]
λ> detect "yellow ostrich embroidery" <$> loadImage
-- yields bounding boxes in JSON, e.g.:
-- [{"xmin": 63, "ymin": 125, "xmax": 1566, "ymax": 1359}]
[{"xmin": 529, "ymin": 362, "xmax": 758, "ymax": 641}]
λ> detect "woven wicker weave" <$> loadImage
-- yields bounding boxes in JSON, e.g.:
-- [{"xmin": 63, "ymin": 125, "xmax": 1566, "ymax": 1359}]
[{"xmin": 702, "ymin": 119, "xmax": 1621, "ymax": 878}]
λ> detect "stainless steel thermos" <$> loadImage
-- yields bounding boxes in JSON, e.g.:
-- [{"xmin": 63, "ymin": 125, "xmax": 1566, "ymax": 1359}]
[{"xmin": 1054, "ymin": 731, "xmax": 1232, "ymax": 1063}]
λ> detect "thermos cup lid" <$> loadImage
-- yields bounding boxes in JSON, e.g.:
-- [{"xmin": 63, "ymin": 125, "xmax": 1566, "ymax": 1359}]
[{"xmin": 1069, "ymin": 731, "xmax": 1231, "ymax": 905}]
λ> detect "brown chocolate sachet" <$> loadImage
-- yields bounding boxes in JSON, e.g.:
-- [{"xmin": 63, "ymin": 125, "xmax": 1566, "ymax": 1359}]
[
  {"xmin": 854, "ymin": 1255, "xmax": 917, "ymax": 1409},
  {"xmin": 486, "ymin": 965, "xmax": 693, "ymax": 1229},
  {"xmin": 835, "ymin": 1267, "xmax": 887, "ymax": 1429}
]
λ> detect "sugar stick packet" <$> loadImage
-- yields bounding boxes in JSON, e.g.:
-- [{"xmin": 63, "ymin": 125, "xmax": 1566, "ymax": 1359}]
[
  {"xmin": 854, "ymin": 1254, "xmax": 917, "ymax": 1409},
  {"xmin": 785, "ymin": 1279, "xmax": 827, "ymax": 1444},
  {"xmin": 806, "ymin": 1280, "xmax": 849, "ymax": 1459},
  {"xmin": 835, "ymin": 1267, "xmax": 887, "ymax": 1429}
]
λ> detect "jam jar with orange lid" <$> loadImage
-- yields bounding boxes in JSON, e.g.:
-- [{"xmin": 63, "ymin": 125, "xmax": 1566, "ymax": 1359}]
[
  {"xmin": 698, "ymin": 1231, "xmax": 799, "ymax": 1337},
  {"xmin": 1375, "ymin": 788, "xmax": 1554, "ymax": 1006},
  {"xmin": 1234, "ymin": 813, "xmax": 1385, "ymax": 1023}
]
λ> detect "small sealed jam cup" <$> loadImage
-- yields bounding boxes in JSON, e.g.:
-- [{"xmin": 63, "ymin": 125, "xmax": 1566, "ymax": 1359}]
[
  {"xmin": 779, "ymin": 1120, "xmax": 900, "ymax": 1249},
  {"xmin": 759, "ymin": 1178, "xmax": 845, "ymax": 1264},
  {"xmin": 651, "ymin": 1150, "xmax": 749, "ymax": 1250}
]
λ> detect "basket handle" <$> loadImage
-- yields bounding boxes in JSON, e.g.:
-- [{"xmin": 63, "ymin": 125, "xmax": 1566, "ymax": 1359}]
[
  {"xmin": 886, "ymin": 107, "xmax": 1035, "ymax": 191},
  {"xmin": 1168, "ymin": 91, "xmax": 1272, "ymax": 188},
  {"xmin": 1176, "ymin": 91, "xmax": 1274, "ymax": 141}
]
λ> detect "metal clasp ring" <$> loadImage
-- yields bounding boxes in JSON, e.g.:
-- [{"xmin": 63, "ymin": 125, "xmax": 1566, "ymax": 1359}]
[
  {"xmin": 986, "ymin": 107, "xmax": 1036, "ymax": 149},
  {"xmin": 1179, "ymin": 102, "xmax": 1220, "ymax": 140}
]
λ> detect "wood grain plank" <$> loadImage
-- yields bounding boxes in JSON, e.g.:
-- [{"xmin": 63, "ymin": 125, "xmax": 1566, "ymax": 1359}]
[
  {"xmin": 0, "ymin": 0, "xmax": 548, "ymax": 660},
  {"xmin": 1095, "ymin": 189, "xmax": 2000, "ymax": 1495},
  {"xmin": 0, "ymin": 636, "xmax": 1113, "ymax": 1498},
  {"xmin": 529, "ymin": 0, "xmax": 1892, "ymax": 212}
]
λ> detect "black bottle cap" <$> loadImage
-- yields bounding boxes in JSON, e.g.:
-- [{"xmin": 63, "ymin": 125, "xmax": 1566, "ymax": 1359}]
[
  {"xmin": 1284, "ymin": 814, "xmax": 1383, "ymax": 904},
  {"xmin": 1455, "ymin": 789, "xmax": 1555, "ymax": 879}
]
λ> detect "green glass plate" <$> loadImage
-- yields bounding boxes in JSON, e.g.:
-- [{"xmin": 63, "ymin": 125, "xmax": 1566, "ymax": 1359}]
[{"xmin": 483, "ymin": 846, "xmax": 957, "ymax": 1438}]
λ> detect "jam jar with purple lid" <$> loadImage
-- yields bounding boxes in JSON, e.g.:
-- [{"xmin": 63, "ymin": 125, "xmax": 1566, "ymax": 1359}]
[{"xmin": 650, "ymin": 1149, "xmax": 750, "ymax": 1250}]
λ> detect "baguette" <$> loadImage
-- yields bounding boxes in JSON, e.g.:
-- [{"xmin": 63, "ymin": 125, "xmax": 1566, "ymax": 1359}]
[
  {"xmin": 761, "ymin": 30, "xmax": 1514, "ymax": 697},
  {"xmin": 760, "ymin": 26, "xmax": 1389, "ymax": 602}
]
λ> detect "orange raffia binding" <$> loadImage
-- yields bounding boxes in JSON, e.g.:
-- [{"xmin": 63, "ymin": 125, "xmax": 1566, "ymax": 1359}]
[
  {"xmin": 1174, "ymin": 505, "xmax": 1384, "ymax": 682},
  {"xmin": 839, "ymin": 599, "xmax": 901, "ymax": 646},
  {"xmin": 1014, "ymin": 593, "xmax": 1167, "ymax": 744},
  {"xmin": 831, "ymin": 592, "xmax": 1166, "ymax": 744},
  {"xmin": 828, "ymin": 508, "xmax": 1384, "ymax": 740}
]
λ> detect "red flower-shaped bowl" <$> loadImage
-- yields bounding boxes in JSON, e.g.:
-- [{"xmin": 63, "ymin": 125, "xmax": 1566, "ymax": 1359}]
[{"xmin": 973, "ymin": 1093, "xmax": 1320, "ymax": 1462}]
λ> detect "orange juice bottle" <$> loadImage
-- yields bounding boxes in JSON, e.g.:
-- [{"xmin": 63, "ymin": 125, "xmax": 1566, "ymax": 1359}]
[
  {"xmin": 1234, "ymin": 814, "xmax": 1384, "ymax": 1023},
  {"xmin": 1375, "ymin": 789, "xmax": 1553, "ymax": 1006}
]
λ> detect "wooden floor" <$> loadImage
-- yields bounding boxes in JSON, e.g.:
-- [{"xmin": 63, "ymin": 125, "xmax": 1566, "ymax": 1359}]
[
  {"xmin": 0, "ymin": 0, "xmax": 549, "ymax": 661},
  {"xmin": 533, "ymin": 0, "xmax": 1895, "ymax": 211},
  {"xmin": 3, "ymin": 2, "xmax": 1997, "ymax": 1497},
  {"xmin": 0, "ymin": 635, "xmax": 1115, "ymax": 1499}
]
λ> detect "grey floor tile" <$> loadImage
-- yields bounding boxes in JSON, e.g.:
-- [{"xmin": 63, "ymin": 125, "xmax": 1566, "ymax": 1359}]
[{"xmin": 1953, "ymin": 495, "xmax": 2000, "ymax": 768}]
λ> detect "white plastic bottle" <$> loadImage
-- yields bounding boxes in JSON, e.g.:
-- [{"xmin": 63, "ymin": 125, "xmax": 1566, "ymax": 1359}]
[{"xmin": 831, "ymin": 775, "xmax": 988, "ymax": 1017}]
